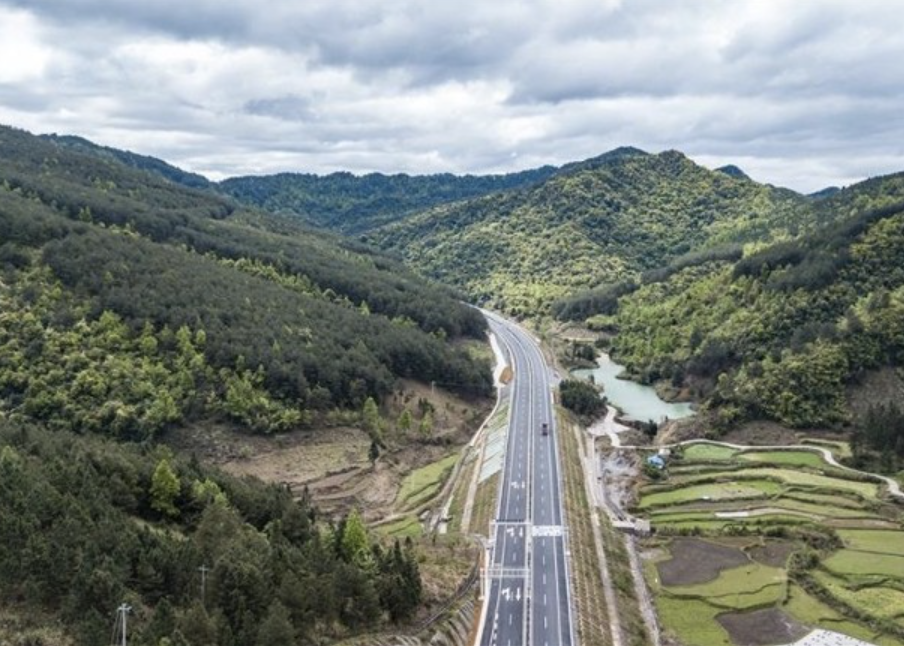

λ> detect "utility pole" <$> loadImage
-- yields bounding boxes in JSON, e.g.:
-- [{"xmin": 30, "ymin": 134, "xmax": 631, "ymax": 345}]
[
  {"xmin": 116, "ymin": 603, "xmax": 131, "ymax": 646},
  {"xmin": 198, "ymin": 564, "xmax": 209, "ymax": 606}
]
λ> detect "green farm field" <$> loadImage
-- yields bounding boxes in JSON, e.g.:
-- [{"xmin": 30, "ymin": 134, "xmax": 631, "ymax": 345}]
[
  {"xmin": 783, "ymin": 584, "xmax": 886, "ymax": 644},
  {"xmin": 814, "ymin": 571, "xmax": 904, "ymax": 621},
  {"xmin": 837, "ymin": 529, "xmax": 904, "ymax": 555},
  {"xmin": 667, "ymin": 563, "xmax": 786, "ymax": 609},
  {"xmin": 682, "ymin": 443, "xmax": 738, "ymax": 461},
  {"xmin": 395, "ymin": 453, "xmax": 458, "ymax": 509},
  {"xmin": 638, "ymin": 441, "xmax": 904, "ymax": 646},
  {"xmin": 668, "ymin": 468, "xmax": 879, "ymax": 499},
  {"xmin": 655, "ymin": 597, "xmax": 730, "ymax": 646},
  {"xmin": 639, "ymin": 480, "xmax": 782, "ymax": 509},
  {"xmin": 783, "ymin": 491, "xmax": 868, "ymax": 510},
  {"xmin": 376, "ymin": 514, "xmax": 423, "ymax": 538},
  {"xmin": 824, "ymin": 550, "xmax": 904, "ymax": 578}
]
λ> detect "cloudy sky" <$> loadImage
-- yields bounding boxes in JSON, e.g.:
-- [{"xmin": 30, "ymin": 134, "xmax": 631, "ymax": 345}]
[{"xmin": 1, "ymin": 0, "xmax": 902, "ymax": 192}]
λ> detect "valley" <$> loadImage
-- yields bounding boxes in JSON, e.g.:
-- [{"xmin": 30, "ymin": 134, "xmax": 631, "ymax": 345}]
[
  {"xmin": 3, "ymin": 121, "xmax": 904, "ymax": 646},
  {"xmin": 4, "ymin": 3, "xmax": 904, "ymax": 646}
]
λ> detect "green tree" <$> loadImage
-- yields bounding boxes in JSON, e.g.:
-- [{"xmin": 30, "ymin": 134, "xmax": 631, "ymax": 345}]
[
  {"xmin": 397, "ymin": 409, "xmax": 412, "ymax": 434},
  {"xmin": 339, "ymin": 509, "xmax": 371, "ymax": 570},
  {"xmin": 191, "ymin": 478, "xmax": 228, "ymax": 508},
  {"xmin": 150, "ymin": 458, "xmax": 180, "ymax": 518},
  {"xmin": 362, "ymin": 396, "xmax": 382, "ymax": 441},
  {"xmin": 418, "ymin": 411, "xmax": 434, "ymax": 437},
  {"xmin": 379, "ymin": 539, "xmax": 422, "ymax": 623},
  {"xmin": 559, "ymin": 379, "xmax": 606, "ymax": 419},
  {"xmin": 255, "ymin": 601, "xmax": 295, "ymax": 646}
]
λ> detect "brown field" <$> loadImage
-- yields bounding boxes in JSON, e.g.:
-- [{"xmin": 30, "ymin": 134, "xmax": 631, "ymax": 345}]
[
  {"xmin": 657, "ymin": 538, "xmax": 750, "ymax": 586},
  {"xmin": 748, "ymin": 541, "xmax": 795, "ymax": 568},
  {"xmin": 717, "ymin": 608, "xmax": 809, "ymax": 646}
]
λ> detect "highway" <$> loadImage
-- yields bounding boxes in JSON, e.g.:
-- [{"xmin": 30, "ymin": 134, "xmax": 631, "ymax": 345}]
[{"xmin": 479, "ymin": 312, "xmax": 575, "ymax": 646}]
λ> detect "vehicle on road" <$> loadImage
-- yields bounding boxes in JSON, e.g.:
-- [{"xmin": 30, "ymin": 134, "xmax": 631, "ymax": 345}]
[{"xmin": 541, "ymin": 422, "xmax": 549, "ymax": 436}]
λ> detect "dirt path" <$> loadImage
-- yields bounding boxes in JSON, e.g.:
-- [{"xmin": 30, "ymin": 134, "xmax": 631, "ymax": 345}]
[{"xmin": 586, "ymin": 405, "xmax": 632, "ymax": 447}]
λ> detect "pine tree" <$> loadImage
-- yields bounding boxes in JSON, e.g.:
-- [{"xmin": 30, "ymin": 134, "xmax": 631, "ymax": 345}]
[
  {"xmin": 150, "ymin": 458, "xmax": 180, "ymax": 518},
  {"xmin": 418, "ymin": 411, "xmax": 433, "ymax": 437},
  {"xmin": 177, "ymin": 603, "xmax": 216, "ymax": 646},
  {"xmin": 397, "ymin": 409, "xmax": 412, "ymax": 434},
  {"xmin": 362, "ymin": 397, "xmax": 382, "ymax": 442},
  {"xmin": 255, "ymin": 601, "xmax": 295, "ymax": 646},
  {"xmin": 339, "ymin": 509, "xmax": 371, "ymax": 570}
]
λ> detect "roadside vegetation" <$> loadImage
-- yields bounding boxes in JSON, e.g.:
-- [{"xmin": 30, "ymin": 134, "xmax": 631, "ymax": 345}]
[
  {"xmin": 559, "ymin": 416, "xmax": 615, "ymax": 646},
  {"xmin": 559, "ymin": 378, "xmax": 608, "ymax": 420}
]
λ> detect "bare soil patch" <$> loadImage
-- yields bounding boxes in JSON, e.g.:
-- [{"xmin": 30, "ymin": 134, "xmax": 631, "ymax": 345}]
[
  {"xmin": 748, "ymin": 541, "xmax": 795, "ymax": 568},
  {"xmin": 224, "ymin": 428, "xmax": 370, "ymax": 486},
  {"xmin": 619, "ymin": 428, "xmax": 651, "ymax": 446},
  {"xmin": 717, "ymin": 607, "xmax": 808, "ymax": 646},
  {"xmin": 657, "ymin": 538, "xmax": 750, "ymax": 586},
  {"xmin": 167, "ymin": 380, "xmax": 492, "ymax": 522},
  {"xmin": 168, "ymin": 423, "xmax": 371, "ymax": 484},
  {"xmin": 656, "ymin": 416, "xmax": 708, "ymax": 445},
  {"xmin": 599, "ymin": 447, "xmax": 641, "ymax": 512}
]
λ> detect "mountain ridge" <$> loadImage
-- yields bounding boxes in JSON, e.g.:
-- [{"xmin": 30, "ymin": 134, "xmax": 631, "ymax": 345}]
[{"xmin": 362, "ymin": 148, "xmax": 814, "ymax": 315}]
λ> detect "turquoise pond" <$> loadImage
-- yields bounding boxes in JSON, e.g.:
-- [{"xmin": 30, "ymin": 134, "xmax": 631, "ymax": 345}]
[{"xmin": 572, "ymin": 354, "xmax": 695, "ymax": 422}]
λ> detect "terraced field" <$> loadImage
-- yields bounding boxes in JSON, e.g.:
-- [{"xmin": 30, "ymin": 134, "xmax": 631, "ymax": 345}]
[{"xmin": 636, "ymin": 442, "xmax": 904, "ymax": 646}]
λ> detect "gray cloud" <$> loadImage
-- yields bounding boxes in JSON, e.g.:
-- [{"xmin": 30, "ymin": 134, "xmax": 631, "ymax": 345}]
[{"xmin": 0, "ymin": 0, "xmax": 903, "ymax": 192}]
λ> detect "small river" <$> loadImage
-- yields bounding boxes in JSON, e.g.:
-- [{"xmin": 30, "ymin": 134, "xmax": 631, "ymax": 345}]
[{"xmin": 572, "ymin": 353, "xmax": 695, "ymax": 422}]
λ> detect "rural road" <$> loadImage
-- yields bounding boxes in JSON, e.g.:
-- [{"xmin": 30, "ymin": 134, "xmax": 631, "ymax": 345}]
[{"xmin": 477, "ymin": 312, "xmax": 575, "ymax": 646}]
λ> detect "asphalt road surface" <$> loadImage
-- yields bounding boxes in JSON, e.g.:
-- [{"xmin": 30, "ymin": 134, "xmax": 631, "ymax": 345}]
[{"xmin": 479, "ymin": 312, "xmax": 575, "ymax": 646}]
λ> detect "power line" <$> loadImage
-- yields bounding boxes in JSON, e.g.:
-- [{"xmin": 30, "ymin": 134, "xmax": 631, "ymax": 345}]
[
  {"xmin": 113, "ymin": 603, "xmax": 131, "ymax": 646},
  {"xmin": 199, "ymin": 564, "xmax": 210, "ymax": 607}
]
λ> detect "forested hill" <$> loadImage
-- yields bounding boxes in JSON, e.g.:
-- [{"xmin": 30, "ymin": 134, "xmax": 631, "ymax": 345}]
[
  {"xmin": 365, "ymin": 148, "xmax": 814, "ymax": 316},
  {"xmin": 218, "ymin": 166, "xmax": 559, "ymax": 234},
  {"xmin": 40, "ymin": 132, "xmax": 212, "ymax": 189},
  {"xmin": 593, "ymin": 171, "xmax": 904, "ymax": 432},
  {"xmin": 0, "ymin": 124, "xmax": 487, "ymax": 645},
  {"xmin": 0, "ymin": 124, "xmax": 492, "ymax": 441}
]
